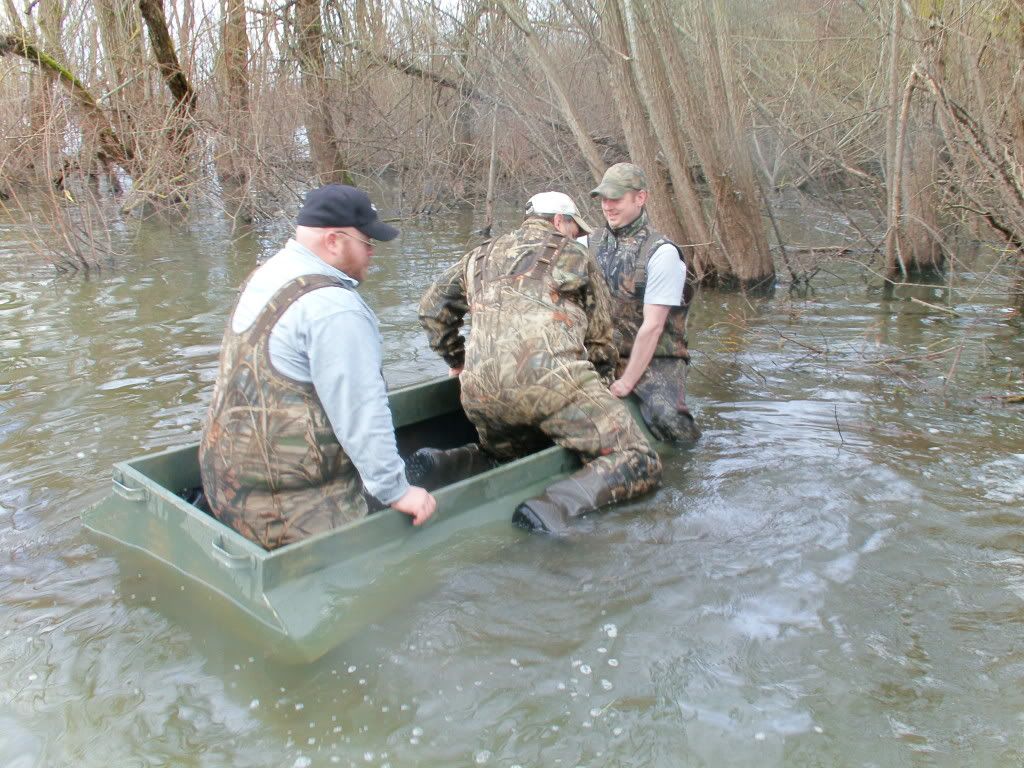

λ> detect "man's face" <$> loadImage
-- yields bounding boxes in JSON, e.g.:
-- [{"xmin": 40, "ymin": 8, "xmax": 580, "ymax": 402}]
[
  {"xmin": 600, "ymin": 189, "xmax": 646, "ymax": 229},
  {"xmin": 553, "ymin": 213, "xmax": 581, "ymax": 240},
  {"xmin": 328, "ymin": 227, "xmax": 375, "ymax": 282}
]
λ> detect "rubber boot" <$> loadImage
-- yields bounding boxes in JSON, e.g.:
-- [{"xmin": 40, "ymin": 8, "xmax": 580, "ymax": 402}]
[
  {"xmin": 512, "ymin": 464, "xmax": 617, "ymax": 536},
  {"xmin": 405, "ymin": 444, "xmax": 498, "ymax": 491}
]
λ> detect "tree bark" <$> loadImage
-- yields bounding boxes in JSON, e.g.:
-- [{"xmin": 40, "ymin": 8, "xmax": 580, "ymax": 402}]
[
  {"xmin": 598, "ymin": 0, "xmax": 686, "ymax": 245},
  {"xmin": 217, "ymin": 0, "xmax": 251, "ymax": 188},
  {"xmin": 650, "ymin": 0, "xmax": 772, "ymax": 288},
  {"xmin": 295, "ymin": 0, "xmax": 351, "ymax": 185},
  {"xmin": 138, "ymin": 0, "xmax": 198, "ymax": 120}
]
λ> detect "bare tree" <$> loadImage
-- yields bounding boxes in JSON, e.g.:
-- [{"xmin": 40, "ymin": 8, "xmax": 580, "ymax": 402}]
[
  {"xmin": 296, "ymin": 0, "xmax": 351, "ymax": 185},
  {"xmin": 495, "ymin": 0, "xmax": 605, "ymax": 182}
]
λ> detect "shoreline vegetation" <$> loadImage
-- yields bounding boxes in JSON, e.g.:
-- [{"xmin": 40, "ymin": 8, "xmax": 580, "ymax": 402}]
[{"xmin": 0, "ymin": 0, "xmax": 1020, "ymax": 306}]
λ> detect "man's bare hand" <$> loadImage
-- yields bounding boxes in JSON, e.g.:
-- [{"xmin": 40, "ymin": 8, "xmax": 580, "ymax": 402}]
[
  {"xmin": 391, "ymin": 486, "xmax": 436, "ymax": 525},
  {"xmin": 610, "ymin": 378, "xmax": 634, "ymax": 397}
]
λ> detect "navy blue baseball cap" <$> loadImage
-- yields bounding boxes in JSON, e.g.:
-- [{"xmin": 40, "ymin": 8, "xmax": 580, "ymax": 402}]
[{"xmin": 297, "ymin": 184, "xmax": 399, "ymax": 241}]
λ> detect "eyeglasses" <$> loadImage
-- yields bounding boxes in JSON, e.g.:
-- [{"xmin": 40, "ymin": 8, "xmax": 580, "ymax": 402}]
[{"xmin": 329, "ymin": 229, "xmax": 373, "ymax": 248}]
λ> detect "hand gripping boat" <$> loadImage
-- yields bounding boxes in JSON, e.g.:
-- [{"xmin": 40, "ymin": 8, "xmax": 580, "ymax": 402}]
[{"xmin": 83, "ymin": 376, "xmax": 662, "ymax": 662}]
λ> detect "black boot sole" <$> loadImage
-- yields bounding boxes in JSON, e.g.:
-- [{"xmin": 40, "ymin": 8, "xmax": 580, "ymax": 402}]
[{"xmin": 512, "ymin": 503, "xmax": 552, "ymax": 533}]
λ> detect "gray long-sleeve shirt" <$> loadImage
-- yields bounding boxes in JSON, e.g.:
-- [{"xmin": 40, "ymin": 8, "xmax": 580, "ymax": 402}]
[{"xmin": 230, "ymin": 239, "xmax": 409, "ymax": 505}]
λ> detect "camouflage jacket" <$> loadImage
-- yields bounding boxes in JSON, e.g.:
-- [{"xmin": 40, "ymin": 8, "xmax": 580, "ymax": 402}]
[
  {"xmin": 418, "ymin": 217, "xmax": 618, "ymax": 385},
  {"xmin": 590, "ymin": 208, "xmax": 691, "ymax": 361}
]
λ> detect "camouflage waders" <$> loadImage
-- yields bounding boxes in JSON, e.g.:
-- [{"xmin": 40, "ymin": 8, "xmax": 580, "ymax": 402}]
[
  {"xmin": 591, "ymin": 209, "xmax": 701, "ymax": 443},
  {"xmin": 419, "ymin": 218, "xmax": 662, "ymax": 529},
  {"xmin": 199, "ymin": 275, "xmax": 367, "ymax": 550}
]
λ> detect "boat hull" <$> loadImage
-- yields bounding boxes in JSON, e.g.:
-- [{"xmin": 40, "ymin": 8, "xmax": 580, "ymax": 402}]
[{"xmin": 83, "ymin": 375, "xmax": 660, "ymax": 661}]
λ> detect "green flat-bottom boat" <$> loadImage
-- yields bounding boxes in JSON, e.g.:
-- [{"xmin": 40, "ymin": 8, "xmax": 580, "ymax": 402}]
[{"xmin": 83, "ymin": 375, "xmax": 661, "ymax": 662}]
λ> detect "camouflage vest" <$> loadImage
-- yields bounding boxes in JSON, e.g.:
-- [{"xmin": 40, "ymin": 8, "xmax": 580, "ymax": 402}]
[
  {"xmin": 590, "ymin": 209, "xmax": 691, "ymax": 361},
  {"xmin": 463, "ymin": 218, "xmax": 592, "ymax": 386},
  {"xmin": 199, "ymin": 274, "xmax": 366, "ymax": 550}
]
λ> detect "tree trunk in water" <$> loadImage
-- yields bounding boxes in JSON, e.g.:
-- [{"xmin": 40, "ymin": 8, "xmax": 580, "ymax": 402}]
[
  {"xmin": 138, "ymin": 0, "xmax": 198, "ymax": 185},
  {"xmin": 452, "ymin": 3, "xmax": 486, "ymax": 178},
  {"xmin": 886, "ymin": 4, "xmax": 947, "ymax": 280},
  {"xmin": 32, "ymin": 0, "xmax": 63, "ymax": 182},
  {"xmin": 898, "ymin": 125, "xmax": 944, "ymax": 277},
  {"xmin": 646, "ymin": 0, "xmax": 727, "ymax": 276},
  {"xmin": 650, "ymin": 0, "xmax": 772, "ymax": 288},
  {"xmin": 691, "ymin": 0, "xmax": 773, "ymax": 289},
  {"xmin": 482, "ymin": 106, "xmax": 498, "ymax": 238},
  {"xmin": 296, "ymin": 0, "xmax": 351, "ymax": 186},
  {"xmin": 597, "ymin": 0, "xmax": 683, "ymax": 245},
  {"xmin": 139, "ymin": 0, "xmax": 197, "ymax": 118},
  {"xmin": 217, "ymin": 0, "xmax": 252, "ymax": 203}
]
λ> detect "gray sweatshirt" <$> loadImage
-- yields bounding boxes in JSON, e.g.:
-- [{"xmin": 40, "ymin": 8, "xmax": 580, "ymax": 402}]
[{"xmin": 230, "ymin": 239, "xmax": 410, "ymax": 505}]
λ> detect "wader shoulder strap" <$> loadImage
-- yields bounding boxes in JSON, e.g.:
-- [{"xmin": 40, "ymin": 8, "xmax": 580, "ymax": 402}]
[
  {"xmin": 470, "ymin": 240, "xmax": 497, "ymax": 296},
  {"xmin": 248, "ymin": 274, "xmax": 350, "ymax": 344},
  {"xmin": 525, "ymin": 233, "xmax": 569, "ymax": 281}
]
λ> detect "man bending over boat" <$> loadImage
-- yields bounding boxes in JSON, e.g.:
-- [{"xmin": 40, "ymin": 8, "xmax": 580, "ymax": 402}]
[
  {"xmin": 416, "ymin": 191, "xmax": 662, "ymax": 534},
  {"xmin": 199, "ymin": 184, "xmax": 436, "ymax": 550}
]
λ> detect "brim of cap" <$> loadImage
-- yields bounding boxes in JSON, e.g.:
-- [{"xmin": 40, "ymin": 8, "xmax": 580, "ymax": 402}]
[
  {"xmin": 573, "ymin": 215, "xmax": 594, "ymax": 235},
  {"xmin": 358, "ymin": 219, "xmax": 400, "ymax": 241},
  {"xmin": 589, "ymin": 182, "xmax": 626, "ymax": 199}
]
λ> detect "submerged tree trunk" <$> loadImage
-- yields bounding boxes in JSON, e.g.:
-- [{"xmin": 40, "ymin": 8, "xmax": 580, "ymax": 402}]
[
  {"xmin": 296, "ymin": 0, "xmax": 351, "ymax": 186},
  {"xmin": 217, "ymin": 0, "xmax": 251, "ymax": 186},
  {"xmin": 621, "ymin": 0, "xmax": 713, "ymax": 261},
  {"xmin": 886, "ymin": 4, "xmax": 947, "ymax": 280},
  {"xmin": 649, "ymin": 0, "xmax": 773, "ymax": 289},
  {"xmin": 899, "ymin": 126, "xmax": 945, "ymax": 276}
]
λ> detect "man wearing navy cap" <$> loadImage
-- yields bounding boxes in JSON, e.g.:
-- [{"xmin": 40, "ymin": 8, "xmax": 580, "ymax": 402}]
[{"xmin": 199, "ymin": 184, "xmax": 436, "ymax": 550}]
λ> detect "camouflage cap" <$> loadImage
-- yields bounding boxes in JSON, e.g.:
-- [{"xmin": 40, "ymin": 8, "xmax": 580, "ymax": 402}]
[{"xmin": 590, "ymin": 162, "xmax": 648, "ymax": 199}]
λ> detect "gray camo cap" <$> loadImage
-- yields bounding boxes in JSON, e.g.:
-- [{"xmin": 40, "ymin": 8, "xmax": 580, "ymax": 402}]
[{"xmin": 590, "ymin": 162, "xmax": 648, "ymax": 199}]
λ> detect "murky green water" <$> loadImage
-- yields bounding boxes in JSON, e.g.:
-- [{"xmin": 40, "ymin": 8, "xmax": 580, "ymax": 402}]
[{"xmin": 1, "ymin": 196, "xmax": 1023, "ymax": 767}]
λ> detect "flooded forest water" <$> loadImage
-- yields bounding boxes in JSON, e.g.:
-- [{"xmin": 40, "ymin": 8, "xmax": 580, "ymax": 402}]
[{"xmin": 1, "ymin": 195, "xmax": 1023, "ymax": 767}]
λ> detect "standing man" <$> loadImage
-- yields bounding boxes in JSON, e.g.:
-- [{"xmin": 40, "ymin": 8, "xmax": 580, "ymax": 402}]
[
  {"xmin": 417, "ymin": 191, "xmax": 662, "ymax": 535},
  {"xmin": 200, "ymin": 184, "xmax": 436, "ymax": 550},
  {"xmin": 590, "ymin": 163, "xmax": 701, "ymax": 443}
]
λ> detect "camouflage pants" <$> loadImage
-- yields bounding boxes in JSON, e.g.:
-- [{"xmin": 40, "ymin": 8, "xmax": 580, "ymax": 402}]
[
  {"xmin": 204, "ymin": 458, "xmax": 368, "ymax": 550},
  {"xmin": 460, "ymin": 360, "xmax": 662, "ymax": 501},
  {"xmin": 631, "ymin": 357, "xmax": 701, "ymax": 443}
]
